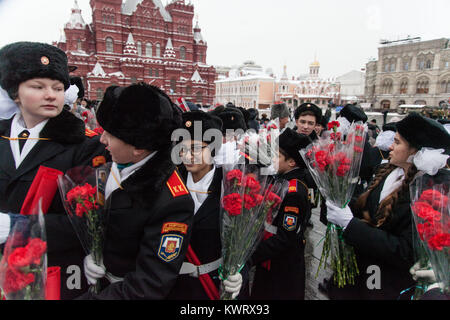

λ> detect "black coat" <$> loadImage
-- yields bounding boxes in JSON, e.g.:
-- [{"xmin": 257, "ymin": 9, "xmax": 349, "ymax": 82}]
[
  {"xmin": 250, "ymin": 168, "xmax": 310, "ymax": 300},
  {"xmin": 0, "ymin": 110, "xmax": 106, "ymax": 299},
  {"xmin": 167, "ymin": 167, "xmax": 223, "ymax": 300},
  {"xmin": 327, "ymin": 171, "xmax": 415, "ymax": 300},
  {"xmin": 80, "ymin": 148, "xmax": 195, "ymax": 300}
]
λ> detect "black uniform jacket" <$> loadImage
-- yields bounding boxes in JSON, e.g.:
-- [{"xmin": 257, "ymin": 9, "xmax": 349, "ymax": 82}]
[
  {"xmin": 328, "ymin": 169, "xmax": 415, "ymax": 300},
  {"xmin": 250, "ymin": 168, "xmax": 310, "ymax": 300},
  {"xmin": 0, "ymin": 110, "xmax": 106, "ymax": 299},
  {"xmin": 167, "ymin": 166, "xmax": 223, "ymax": 300},
  {"xmin": 82, "ymin": 148, "xmax": 195, "ymax": 300}
]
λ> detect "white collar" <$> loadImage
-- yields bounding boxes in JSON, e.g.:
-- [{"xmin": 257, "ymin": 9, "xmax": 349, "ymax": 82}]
[{"xmin": 187, "ymin": 166, "xmax": 216, "ymax": 214}]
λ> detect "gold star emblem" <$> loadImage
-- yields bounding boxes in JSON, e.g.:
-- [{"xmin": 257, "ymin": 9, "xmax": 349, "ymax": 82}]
[
  {"xmin": 21, "ymin": 132, "xmax": 29, "ymax": 138},
  {"xmin": 185, "ymin": 121, "xmax": 192, "ymax": 128},
  {"xmin": 231, "ymin": 116, "xmax": 234, "ymax": 121},
  {"xmin": 41, "ymin": 56, "xmax": 50, "ymax": 65},
  {"xmin": 307, "ymin": 104, "xmax": 311, "ymax": 107}
]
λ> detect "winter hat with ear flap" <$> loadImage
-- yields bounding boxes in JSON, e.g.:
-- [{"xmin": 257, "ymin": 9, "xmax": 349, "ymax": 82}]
[
  {"xmin": 0, "ymin": 41, "xmax": 70, "ymax": 99},
  {"xmin": 96, "ymin": 82, "xmax": 182, "ymax": 151}
]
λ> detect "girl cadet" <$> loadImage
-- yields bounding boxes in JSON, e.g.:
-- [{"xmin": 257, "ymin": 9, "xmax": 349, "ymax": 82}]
[
  {"xmin": 167, "ymin": 110, "xmax": 243, "ymax": 300},
  {"xmin": 80, "ymin": 83, "xmax": 195, "ymax": 299},
  {"xmin": 323, "ymin": 112, "xmax": 450, "ymax": 300},
  {"xmin": 0, "ymin": 41, "xmax": 106, "ymax": 299}
]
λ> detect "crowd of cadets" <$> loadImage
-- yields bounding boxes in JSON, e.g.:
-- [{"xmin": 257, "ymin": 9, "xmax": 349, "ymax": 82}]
[{"xmin": 0, "ymin": 41, "xmax": 449, "ymax": 300}]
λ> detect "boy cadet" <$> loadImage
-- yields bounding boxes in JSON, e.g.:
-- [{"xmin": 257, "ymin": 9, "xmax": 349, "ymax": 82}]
[
  {"xmin": 81, "ymin": 83, "xmax": 195, "ymax": 299},
  {"xmin": 249, "ymin": 128, "xmax": 312, "ymax": 300}
]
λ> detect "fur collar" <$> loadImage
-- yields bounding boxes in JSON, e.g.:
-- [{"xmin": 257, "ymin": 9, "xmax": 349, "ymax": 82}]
[
  {"xmin": 0, "ymin": 109, "xmax": 85, "ymax": 144},
  {"xmin": 122, "ymin": 147, "xmax": 176, "ymax": 208}
]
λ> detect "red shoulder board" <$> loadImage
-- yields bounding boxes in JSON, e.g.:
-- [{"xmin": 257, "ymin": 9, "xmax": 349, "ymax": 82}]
[
  {"xmin": 92, "ymin": 156, "xmax": 106, "ymax": 168},
  {"xmin": 167, "ymin": 170, "xmax": 189, "ymax": 198},
  {"xmin": 85, "ymin": 128, "xmax": 98, "ymax": 138},
  {"xmin": 288, "ymin": 179, "xmax": 298, "ymax": 193}
]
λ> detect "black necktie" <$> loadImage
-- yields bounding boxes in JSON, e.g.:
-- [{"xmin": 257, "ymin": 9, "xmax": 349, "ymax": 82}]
[{"xmin": 18, "ymin": 130, "xmax": 30, "ymax": 153}]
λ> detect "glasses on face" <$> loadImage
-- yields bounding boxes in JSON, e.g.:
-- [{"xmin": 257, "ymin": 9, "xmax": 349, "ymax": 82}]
[{"xmin": 179, "ymin": 145, "xmax": 208, "ymax": 157}]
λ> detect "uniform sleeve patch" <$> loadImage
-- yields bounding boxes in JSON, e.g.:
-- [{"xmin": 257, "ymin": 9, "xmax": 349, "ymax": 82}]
[
  {"xmin": 282, "ymin": 214, "xmax": 298, "ymax": 231},
  {"xmin": 161, "ymin": 222, "xmax": 188, "ymax": 235},
  {"xmin": 167, "ymin": 170, "xmax": 189, "ymax": 198},
  {"xmin": 85, "ymin": 128, "xmax": 98, "ymax": 138},
  {"xmin": 284, "ymin": 206, "xmax": 299, "ymax": 214},
  {"xmin": 158, "ymin": 234, "xmax": 183, "ymax": 262},
  {"xmin": 92, "ymin": 156, "xmax": 106, "ymax": 167},
  {"xmin": 288, "ymin": 179, "xmax": 298, "ymax": 193}
]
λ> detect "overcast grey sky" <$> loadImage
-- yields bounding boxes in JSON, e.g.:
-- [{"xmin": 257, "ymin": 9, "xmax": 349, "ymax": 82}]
[{"xmin": 0, "ymin": 0, "xmax": 448, "ymax": 78}]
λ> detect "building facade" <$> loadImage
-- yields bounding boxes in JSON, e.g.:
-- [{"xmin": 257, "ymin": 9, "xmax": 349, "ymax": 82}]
[
  {"xmin": 55, "ymin": 0, "xmax": 216, "ymax": 104},
  {"xmin": 364, "ymin": 37, "xmax": 450, "ymax": 111}
]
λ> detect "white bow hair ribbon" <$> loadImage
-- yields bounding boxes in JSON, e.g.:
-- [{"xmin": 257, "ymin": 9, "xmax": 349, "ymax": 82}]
[
  {"xmin": 336, "ymin": 116, "xmax": 351, "ymax": 135},
  {"xmin": 413, "ymin": 147, "xmax": 449, "ymax": 176},
  {"xmin": 64, "ymin": 84, "xmax": 80, "ymax": 106},
  {"xmin": 0, "ymin": 86, "xmax": 19, "ymax": 120},
  {"xmin": 375, "ymin": 130, "xmax": 396, "ymax": 151}
]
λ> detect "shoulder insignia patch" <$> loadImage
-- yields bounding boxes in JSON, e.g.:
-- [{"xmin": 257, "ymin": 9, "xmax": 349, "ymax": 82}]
[
  {"xmin": 85, "ymin": 128, "xmax": 98, "ymax": 138},
  {"xmin": 167, "ymin": 170, "xmax": 189, "ymax": 198},
  {"xmin": 92, "ymin": 156, "xmax": 106, "ymax": 168},
  {"xmin": 283, "ymin": 214, "xmax": 298, "ymax": 231},
  {"xmin": 158, "ymin": 234, "xmax": 183, "ymax": 262},
  {"xmin": 288, "ymin": 179, "xmax": 298, "ymax": 193},
  {"xmin": 284, "ymin": 206, "xmax": 299, "ymax": 214},
  {"xmin": 161, "ymin": 222, "xmax": 188, "ymax": 235}
]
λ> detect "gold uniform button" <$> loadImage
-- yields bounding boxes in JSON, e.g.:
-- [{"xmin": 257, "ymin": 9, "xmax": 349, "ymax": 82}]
[{"xmin": 185, "ymin": 121, "xmax": 192, "ymax": 128}]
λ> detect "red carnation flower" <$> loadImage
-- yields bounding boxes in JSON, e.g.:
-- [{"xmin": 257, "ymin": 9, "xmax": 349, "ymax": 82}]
[
  {"xmin": 7, "ymin": 247, "xmax": 32, "ymax": 270},
  {"xmin": 223, "ymin": 193, "xmax": 243, "ymax": 216},
  {"xmin": 243, "ymin": 194, "xmax": 257, "ymax": 210},
  {"xmin": 25, "ymin": 238, "xmax": 47, "ymax": 265},
  {"xmin": 354, "ymin": 146, "xmax": 363, "ymax": 153},
  {"xmin": 254, "ymin": 194, "xmax": 264, "ymax": 206},
  {"xmin": 244, "ymin": 176, "xmax": 261, "ymax": 194},
  {"xmin": 2, "ymin": 268, "xmax": 35, "ymax": 294},
  {"xmin": 412, "ymin": 201, "xmax": 442, "ymax": 222},
  {"xmin": 266, "ymin": 192, "xmax": 282, "ymax": 207},
  {"xmin": 226, "ymin": 169, "xmax": 243, "ymax": 183},
  {"xmin": 355, "ymin": 136, "xmax": 363, "ymax": 142},
  {"xmin": 336, "ymin": 164, "xmax": 351, "ymax": 177},
  {"xmin": 427, "ymin": 233, "xmax": 450, "ymax": 251}
]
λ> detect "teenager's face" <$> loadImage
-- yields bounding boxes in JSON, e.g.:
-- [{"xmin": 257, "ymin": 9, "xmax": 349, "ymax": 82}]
[
  {"xmin": 279, "ymin": 117, "xmax": 289, "ymax": 129},
  {"xmin": 389, "ymin": 133, "xmax": 417, "ymax": 168},
  {"xmin": 15, "ymin": 78, "xmax": 65, "ymax": 123},
  {"xmin": 275, "ymin": 150, "xmax": 294, "ymax": 174},
  {"xmin": 100, "ymin": 130, "xmax": 136, "ymax": 164},
  {"xmin": 296, "ymin": 115, "xmax": 316, "ymax": 136},
  {"xmin": 180, "ymin": 140, "xmax": 213, "ymax": 174}
]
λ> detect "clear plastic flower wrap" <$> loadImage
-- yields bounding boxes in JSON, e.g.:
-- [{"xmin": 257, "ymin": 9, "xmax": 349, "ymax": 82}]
[
  {"xmin": 57, "ymin": 164, "xmax": 110, "ymax": 294},
  {"xmin": 299, "ymin": 120, "xmax": 368, "ymax": 287},
  {"xmin": 218, "ymin": 129, "xmax": 288, "ymax": 299},
  {"xmin": 410, "ymin": 169, "xmax": 449, "ymax": 296},
  {"xmin": 0, "ymin": 200, "xmax": 47, "ymax": 300}
]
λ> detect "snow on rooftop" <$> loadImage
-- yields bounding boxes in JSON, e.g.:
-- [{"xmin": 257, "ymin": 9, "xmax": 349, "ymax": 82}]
[{"xmin": 122, "ymin": 0, "xmax": 172, "ymax": 22}]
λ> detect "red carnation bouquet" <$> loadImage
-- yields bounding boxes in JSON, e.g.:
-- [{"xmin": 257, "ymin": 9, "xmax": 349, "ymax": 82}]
[
  {"xmin": 300, "ymin": 120, "xmax": 367, "ymax": 287},
  {"xmin": 57, "ymin": 165, "xmax": 110, "ymax": 294},
  {"xmin": 0, "ymin": 201, "xmax": 47, "ymax": 300},
  {"xmin": 410, "ymin": 170, "xmax": 449, "ymax": 297},
  {"xmin": 219, "ymin": 130, "xmax": 288, "ymax": 299}
]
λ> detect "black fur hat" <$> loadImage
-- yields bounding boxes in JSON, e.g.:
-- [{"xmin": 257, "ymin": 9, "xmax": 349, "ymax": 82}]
[
  {"xmin": 0, "ymin": 42, "xmax": 70, "ymax": 99},
  {"xmin": 181, "ymin": 110, "xmax": 223, "ymax": 143},
  {"xmin": 294, "ymin": 103, "xmax": 322, "ymax": 123},
  {"xmin": 96, "ymin": 82, "xmax": 182, "ymax": 151},
  {"xmin": 396, "ymin": 112, "xmax": 450, "ymax": 151},
  {"xmin": 277, "ymin": 128, "xmax": 312, "ymax": 168},
  {"xmin": 339, "ymin": 104, "xmax": 368, "ymax": 123},
  {"xmin": 382, "ymin": 122, "xmax": 397, "ymax": 132},
  {"xmin": 209, "ymin": 106, "xmax": 247, "ymax": 133},
  {"xmin": 271, "ymin": 103, "xmax": 290, "ymax": 120}
]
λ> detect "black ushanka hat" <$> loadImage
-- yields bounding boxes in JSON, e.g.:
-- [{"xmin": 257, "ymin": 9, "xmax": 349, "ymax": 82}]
[
  {"xmin": 209, "ymin": 106, "xmax": 247, "ymax": 134},
  {"xmin": 339, "ymin": 104, "xmax": 368, "ymax": 123},
  {"xmin": 382, "ymin": 122, "xmax": 397, "ymax": 132},
  {"xmin": 396, "ymin": 112, "xmax": 450, "ymax": 151},
  {"xmin": 0, "ymin": 42, "xmax": 70, "ymax": 98},
  {"xmin": 96, "ymin": 82, "xmax": 182, "ymax": 151},
  {"xmin": 181, "ymin": 110, "xmax": 223, "ymax": 143},
  {"xmin": 271, "ymin": 102, "xmax": 290, "ymax": 120},
  {"xmin": 277, "ymin": 128, "xmax": 312, "ymax": 168},
  {"xmin": 294, "ymin": 102, "xmax": 322, "ymax": 123}
]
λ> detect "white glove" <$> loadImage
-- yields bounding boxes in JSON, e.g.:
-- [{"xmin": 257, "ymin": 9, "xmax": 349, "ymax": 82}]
[
  {"xmin": 223, "ymin": 272, "xmax": 243, "ymax": 299},
  {"xmin": 0, "ymin": 213, "xmax": 11, "ymax": 244},
  {"xmin": 325, "ymin": 200, "xmax": 354, "ymax": 230},
  {"xmin": 84, "ymin": 254, "xmax": 106, "ymax": 285},
  {"xmin": 409, "ymin": 261, "xmax": 436, "ymax": 283}
]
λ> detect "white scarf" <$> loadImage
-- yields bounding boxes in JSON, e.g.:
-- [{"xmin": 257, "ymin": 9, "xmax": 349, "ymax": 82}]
[
  {"xmin": 0, "ymin": 86, "xmax": 18, "ymax": 120},
  {"xmin": 379, "ymin": 167, "xmax": 405, "ymax": 203}
]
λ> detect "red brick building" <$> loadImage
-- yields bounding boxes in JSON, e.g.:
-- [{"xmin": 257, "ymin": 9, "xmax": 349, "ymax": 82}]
[{"xmin": 55, "ymin": 0, "xmax": 216, "ymax": 104}]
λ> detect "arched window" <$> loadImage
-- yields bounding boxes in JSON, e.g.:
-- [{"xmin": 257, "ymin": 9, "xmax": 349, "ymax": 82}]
[
  {"xmin": 400, "ymin": 79, "xmax": 408, "ymax": 94},
  {"xmin": 418, "ymin": 60, "xmax": 425, "ymax": 70},
  {"xmin": 416, "ymin": 78, "xmax": 429, "ymax": 94},
  {"xmin": 149, "ymin": 68, "xmax": 153, "ymax": 77},
  {"xmin": 111, "ymin": 15, "xmax": 115, "ymax": 24},
  {"xmin": 77, "ymin": 39, "xmax": 82, "ymax": 51},
  {"xmin": 155, "ymin": 43, "xmax": 161, "ymax": 57},
  {"xmin": 180, "ymin": 46, "xmax": 186, "ymax": 60},
  {"xmin": 381, "ymin": 79, "xmax": 393, "ymax": 94},
  {"xmin": 145, "ymin": 43, "xmax": 152, "ymax": 57},
  {"xmin": 170, "ymin": 78, "xmax": 177, "ymax": 94},
  {"xmin": 199, "ymin": 52, "xmax": 203, "ymax": 63},
  {"xmin": 196, "ymin": 91, "xmax": 203, "ymax": 103},
  {"xmin": 137, "ymin": 41, "xmax": 142, "ymax": 56},
  {"xmin": 105, "ymin": 37, "xmax": 114, "ymax": 53},
  {"xmin": 426, "ymin": 60, "xmax": 432, "ymax": 69},
  {"xmin": 96, "ymin": 88, "xmax": 104, "ymax": 100},
  {"xmin": 380, "ymin": 100, "xmax": 391, "ymax": 109},
  {"xmin": 186, "ymin": 85, "xmax": 191, "ymax": 95}
]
